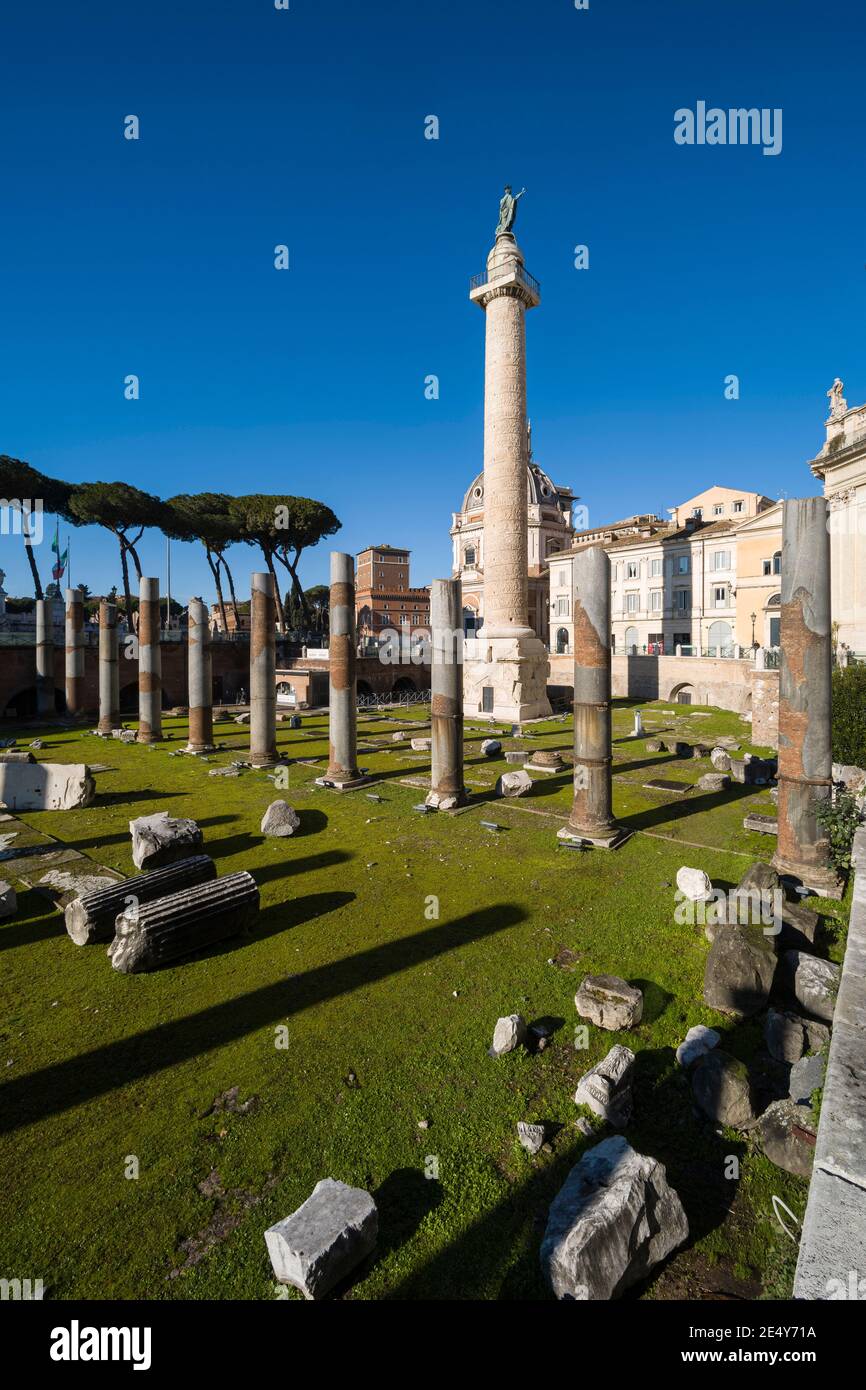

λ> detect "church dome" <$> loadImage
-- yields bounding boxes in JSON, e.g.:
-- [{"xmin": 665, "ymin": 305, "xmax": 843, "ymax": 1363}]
[{"xmin": 459, "ymin": 463, "xmax": 567, "ymax": 513}]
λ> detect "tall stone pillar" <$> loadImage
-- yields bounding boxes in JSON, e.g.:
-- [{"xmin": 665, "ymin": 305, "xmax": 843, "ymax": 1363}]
[
  {"xmin": 137, "ymin": 577, "xmax": 162, "ymax": 743},
  {"xmin": 426, "ymin": 578, "xmax": 467, "ymax": 809},
  {"xmin": 35, "ymin": 599, "xmax": 55, "ymax": 719},
  {"xmin": 321, "ymin": 551, "xmax": 364, "ymax": 788},
  {"xmin": 64, "ymin": 587, "xmax": 85, "ymax": 717},
  {"xmin": 97, "ymin": 600, "xmax": 120, "ymax": 734},
  {"xmin": 558, "ymin": 546, "xmax": 622, "ymax": 848},
  {"xmin": 772, "ymin": 498, "xmax": 841, "ymax": 896},
  {"xmin": 187, "ymin": 597, "xmax": 215, "ymax": 753},
  {"xmin": 462, "ymin": 222, "xmax": 551, "ymax": 724},
  {"xmin": 250, "ymin": 573, "xmax": 277, "ymax": 767}
]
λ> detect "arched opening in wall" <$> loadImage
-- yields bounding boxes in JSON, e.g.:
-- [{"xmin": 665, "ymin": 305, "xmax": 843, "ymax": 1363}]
[
  {"xmin": 707, "ymin": 620, "xmax": 733, "ymax": 658},
  {"xmin": 625, "ymin": 626, "xmax": 639, "ymax": 654},
  {"xmin": 392, "ymin": 676, "xmax": 416, "ymax": 696},
  {"xmin": 555, "ymin": 627, "xmax": 569, "ymax": 654},
  {"xmin": 463, "ymin": 606, "xmax": 481, "ymax": 636},
  {"xmin": 356, "ymin": 679, "xmax": 373, "ymax": 698},
  {"xmin": 119, "ymin": 682, "xmax": 139, "ymax": 714},
  {"xmin": 1, "ymin": 685, "xmax": 66, "ymax": 720},
  {"xmin": 669, "ymin": 681, "xmax": 694, "ymax": 706},
  {"xmin": 277, "ymin": 681, "xmax": 296, "ymax": 706}
]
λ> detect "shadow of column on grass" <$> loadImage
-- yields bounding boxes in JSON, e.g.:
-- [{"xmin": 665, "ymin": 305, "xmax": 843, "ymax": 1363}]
[{"xmin": 0, "ymin": 903, "xmax": 527, "ymax": 1135}]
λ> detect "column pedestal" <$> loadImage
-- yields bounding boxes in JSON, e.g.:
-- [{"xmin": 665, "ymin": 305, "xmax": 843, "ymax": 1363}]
[{"xmin": 463, "ymin": 634, "xmax": 551, "ymax": 725}]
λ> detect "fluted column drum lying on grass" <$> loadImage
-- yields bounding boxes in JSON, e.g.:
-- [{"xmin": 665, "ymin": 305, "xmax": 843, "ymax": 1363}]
[
  {"xmin": 65, "ymin": 588, "xmax": 85, "ymax": 716},
  {"xmin": 97, "ymin": 600, "xmax": 121, "ymax": 734},
  {"xmin": 137, "ymin": 577, "xmax": 162, "ymax": 743},
  {"xmin": 35, "ymin": 599, "xmax": 55, "ymax": 718},
  {"xmin": 108, "ymin": 870, "xmax": 259, "ymax": 973},
  {"xmin": 65, "ymin": 854, "xmax": 217, "ymax": 945}
]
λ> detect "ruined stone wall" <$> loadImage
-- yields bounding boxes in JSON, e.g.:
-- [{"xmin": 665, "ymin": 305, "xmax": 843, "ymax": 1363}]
[
  {"xmin": 549, "ymin": 651, "xmax": 756, "ymax": 714},
  {"xmin": 794, "ymin": 826, "xmax": 866, "ymax": 1298},
  {"xmin": 750, "ymin": 668, "xmax": 780, "ymax": 750}
]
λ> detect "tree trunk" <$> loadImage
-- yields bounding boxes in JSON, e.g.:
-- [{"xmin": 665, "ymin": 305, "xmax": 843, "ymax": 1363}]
[
  {"xmin": 125, "ymin": 528, "xmax": 145, "ymax": 582},
  {"xmin": 279, "ymin": 549, "xmax": 311, "ymax": 624},
  {"xmin": 263, "ymin": 550, "xmax": 285, "ymax": 633},
  {"xmin": 220, "ymin": 555, "xmax": 241, "ymax": 629},
  {"xmin": 206, "ymin": 549, "xmax": 228, "ymax": 632},
  {"xmin": 119, "ymin": 541, "xmax": 133, "ymax": 628},
  {"xmin": 20, "ymin": 509, "xmax": 44, "ymax": 600}
]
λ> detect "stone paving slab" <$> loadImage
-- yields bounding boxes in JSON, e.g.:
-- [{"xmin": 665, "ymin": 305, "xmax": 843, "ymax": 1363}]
[
  {"xmin": 642, "ymin": 779, "xmax": 692, "ymax": 794},
  {"xmin": 2, "ymin": 846, "xmax": 83, "ymax": 880}
]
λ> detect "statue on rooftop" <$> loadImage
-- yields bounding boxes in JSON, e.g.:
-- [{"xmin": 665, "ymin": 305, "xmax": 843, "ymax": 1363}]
[
  {"xmin": 827, "ymin": 377, "xmax": 847, "ymax": 419},
  {"xmin": 496, "ymin": 185, "xmax": 526, "ymax": 237}
]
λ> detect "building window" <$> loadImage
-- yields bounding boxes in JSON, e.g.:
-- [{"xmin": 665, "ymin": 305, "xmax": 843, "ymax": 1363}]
[
  {"xmin": 626, "ymin": 561, "xmax": 638, "ymax": 579},
  {"xmin": 676, "ymin": 589, "xmax": 691, "ymax": 612},
  {"xmin": 710, "ymin": 550, "xmax": 731, "ymax": 571},
  {"xmin": 762, "ymin": 559, "xmax": 772, "ymax": 576},
  {"xmin": 624, "ymin": 626, "xmax": 639, "ymax": 652},
  {"xmin": 676, "ymin": 555, "xmax": 690, "ymax": 575},
  {"xmin": 555, "ymin": 596, "xmax": 569, "ymax": 617},
  {"xmin": 692, "ymin": 507, "xmax": 703, "ymax": 519},
  {"xmin": 555, "ymin": 627, "xmax": 569, "ymax": 654},
  {"xmin": 733, "ymin": 500, "xmax": 744, "ymax": 514},
  {"xmin": 714, "ymin": 585, "xmax": 727, "ymax": 607},
  {"xmin": 772, "ymin": 550, "xmax": 781, "ymax": 575},
  {"xmin": 464, "ymin": 546, "xmax": 476, "ymax": 567},
  {"xmin": 708, "ymin": 620, "xmax": 733, "ymax": 655},
  {"xmin": 713, "ymin": 504, "xmax": 724, "ymax": 516},
  {"xmin": 650, "ymin": 590, "xmax": 663, "ymax": 612},
  {"xmin": 626, "ymin": 592, "xmax": 639, "ymax": 613},
  {"xmin": 651, "ymin": 558, "xmax": 662, "ymax": 577}
]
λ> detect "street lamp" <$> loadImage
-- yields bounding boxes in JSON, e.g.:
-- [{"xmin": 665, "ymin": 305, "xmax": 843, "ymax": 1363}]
[{"xmin": 750, "ymin": 611, "xmax": 758, "ymax": 649}]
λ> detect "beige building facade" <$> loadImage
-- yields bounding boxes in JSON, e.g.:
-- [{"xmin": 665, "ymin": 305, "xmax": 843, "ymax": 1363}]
[
  {"xmin": 547, "ymin": 487, "xmax": 779, "ymax": 658},
  {"xmin": 808, "ymin": 380, "xmax": 866, "ymax": 655}
]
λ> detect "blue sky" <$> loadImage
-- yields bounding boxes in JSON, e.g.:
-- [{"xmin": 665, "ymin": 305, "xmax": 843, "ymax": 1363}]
[{"xmin": 1, "ymin": 0, "xmax": 864, "ymax": 604}]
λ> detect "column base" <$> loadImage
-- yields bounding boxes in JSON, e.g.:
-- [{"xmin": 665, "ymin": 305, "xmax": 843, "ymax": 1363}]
[
  {"xmin": 424, "ymin": 788, "xmax": 468, "ymax": 810},
  {"xmin": 771, "ymin": 851, "xmax": 845, "ymax": 900},
  {"xmin": 251, "ymin": 754, "xmax": 280, "ymax": 768},
  {"xmin": 463, "ymin": 634, "xmax": 551, "ymax": 724},
  {"xmin": 185, "ymin": 743, "xmax": 216, "ymax": 755},
  {"xmin": 315, "ymin": 773, "xmax": 371, "ymax": 792},
  {"xmin": 557, "ymin": 823, "xmax": 627, "ymax": 850}
]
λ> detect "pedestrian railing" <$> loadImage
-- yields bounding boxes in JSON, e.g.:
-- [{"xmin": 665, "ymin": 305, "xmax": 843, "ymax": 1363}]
[{"xmin": 357, "ymin": 690, "xmax": 431, "ymax": 709}]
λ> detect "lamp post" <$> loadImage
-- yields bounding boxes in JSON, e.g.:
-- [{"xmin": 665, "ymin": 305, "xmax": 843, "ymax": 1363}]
[{"xmin": 750, "ymin": 611, "xmax": 757, "ymax": 649}]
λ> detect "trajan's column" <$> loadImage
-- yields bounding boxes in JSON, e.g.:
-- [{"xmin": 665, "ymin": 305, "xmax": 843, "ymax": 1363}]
[{"xmin": 462, "ymin": 187, "xmax": 551, "ymax": 724}]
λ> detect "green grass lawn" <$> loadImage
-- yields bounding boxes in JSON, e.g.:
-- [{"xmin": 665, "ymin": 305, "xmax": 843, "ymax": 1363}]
[{"xmin": 0, "ymin": 700, "xmax": 850, "ymax": 1300}]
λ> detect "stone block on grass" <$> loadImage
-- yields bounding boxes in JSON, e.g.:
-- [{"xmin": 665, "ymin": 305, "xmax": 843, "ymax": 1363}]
[
  {"xmin": 265, "ymin": 1178, "xmax": 378, "ymax": 1300},
  {"xmin": 129, "ymin": 812, "xmax": 204, "ymax": 871},
  {"xmin": 540, "ymin": 1136, "xmax": 688, "ymax": 1300},
  {"xmin": 575, "ymin": 975, "xmax": 643, "ymax": 1031}
]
